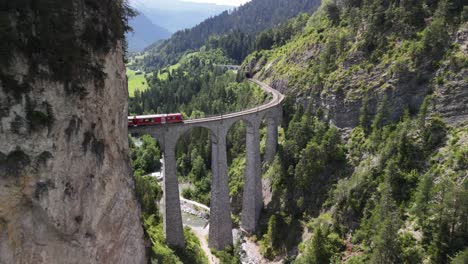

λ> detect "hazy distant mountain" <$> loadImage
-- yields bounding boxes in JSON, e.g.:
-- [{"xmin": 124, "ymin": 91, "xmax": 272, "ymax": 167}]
[
  {"xmin": 126, "ymin": 12, "xmax": 171, "ymax": 52},
  {"xmin": 130, "ymin": 0, "xmax": 233, "ymax": 32},
  {"xmin": 141, "ymin": 0, "xmax": 320, "ymax": 70}
]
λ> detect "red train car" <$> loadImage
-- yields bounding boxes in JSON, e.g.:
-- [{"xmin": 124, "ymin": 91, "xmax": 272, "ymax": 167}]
[{"xmin": 128, "ymin": 113, "xmax": 184, "ymax": 127}]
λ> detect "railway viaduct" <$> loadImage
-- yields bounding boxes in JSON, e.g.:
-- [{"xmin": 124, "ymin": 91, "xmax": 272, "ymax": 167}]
[{"xmin": 129, "ymin": 79, "xmax": 284, "ymax": 250}]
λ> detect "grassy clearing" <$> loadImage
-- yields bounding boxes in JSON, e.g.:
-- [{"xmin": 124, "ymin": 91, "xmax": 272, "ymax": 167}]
[
  {"xmin": 157, "ymin": 63, "xmax": 181, "ymax": 80},
  {"xmin": 127, "ymin": 68, "xmax": 149, "ymax": 97}
]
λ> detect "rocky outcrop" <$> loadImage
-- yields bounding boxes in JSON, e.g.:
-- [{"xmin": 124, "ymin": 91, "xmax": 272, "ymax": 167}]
[
  {"xmin": 433, "ymin": 23, "xmax": 468, "ymax": 126},
  {"xmin": 0, "ymin": 2, "xmax": 146, "ymax": 263},
  {"xmin": 246, "ymin": 59, "xmax": 428, "ymax": 130},
  {"xmin": 243, "ymin": 23, "xmax": 467, "ymax": 130}
]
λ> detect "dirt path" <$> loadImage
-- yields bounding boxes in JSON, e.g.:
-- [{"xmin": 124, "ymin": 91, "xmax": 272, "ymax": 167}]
[
  {"xmin": 189, "ymin": 225, "xmax": 219, "ymax": 264},
  {"xmin": 180, "ymin": 197, "xmax": 210, "ymax": 212}
]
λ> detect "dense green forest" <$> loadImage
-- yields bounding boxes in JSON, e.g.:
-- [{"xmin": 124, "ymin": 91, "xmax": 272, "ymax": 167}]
[
  {"xmin": 129, "ymin": 50, "xmax": 267, "ymax": 117},
  {"xmin": 137, "ymin": 0, "xmax": 320, "ymax": 71},
  {"xmin": 258, "ymin": 100, "xmax": 467, "ymax": 264}
]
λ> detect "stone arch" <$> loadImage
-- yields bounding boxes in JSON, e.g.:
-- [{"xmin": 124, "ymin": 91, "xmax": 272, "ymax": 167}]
[
  {"xmin": 224, "ymin": 119, "xmax": 250, "ymax": 215},
  {"xmin": 169, "ymin": 124, "xmax": 234, "ymax": 250},
  {"xmin": 173, "ymin": 125, "xmax": 217, "ymax": 203},
  {"xmin": 127, "ymin": 126, "xmax": 186, "ymax": 247},
  {"xmin": 175, "ymin": 123, "xmax": 218, "ymax": 143}
]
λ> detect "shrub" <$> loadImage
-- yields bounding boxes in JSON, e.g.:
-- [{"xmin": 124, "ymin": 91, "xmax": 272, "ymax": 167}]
[
  {"xmin": 182, "ymin": 187, "xmax": 195, "ymax": 200},
  {"xmin": 297, "ymin": 226, "xmax": 344, "ymax": 264},
  {"xmin": 420, "ymin": 16, "xmax": 449, "ymax": 65},
  {"xmin": 175, "ymin": 227, "xmax": 209, "ymax": 264},
  {"xmin": 450, "ymin": 249, "xmax": 468, "ymax": 264},
  {"xmin": 462, "ymin": 6, "xmax": 468, "ymax": 22},
  {"xmin": 211, "ymin": 246, "xmax": 240, "ymax": 264},
  {"xmin": 325, "ymin": 2, "xmax": 340, "ymax": 25},
  {"xmin": 144, "ymin": 215, "xmax": 182, "ymax": 264},
  {"xmin": 423, "ymin": 116, "xmax": 447, "ymax": 150},
  {"xmin": 135, "ymin": 174, "xmax": 162, "ymax": 217},
  {"xmin": 260, "ymin": 215, "xmax": 280, "ymax": 259}
]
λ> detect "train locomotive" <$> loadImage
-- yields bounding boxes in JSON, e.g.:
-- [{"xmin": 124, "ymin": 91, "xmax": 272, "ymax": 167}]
[{"xmin": 128, "ymin": 113, "xmax": 184, "ymax": 127}]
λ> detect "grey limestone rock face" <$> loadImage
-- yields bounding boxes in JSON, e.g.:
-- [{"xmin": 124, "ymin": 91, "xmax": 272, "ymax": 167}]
[
  {"xmin": 433, "ymin": 23, "xmax": 468, "ymax": 127},
  {"xmin": 0, "ymin": 5, "xmax": 147, "ymax": 262},
  {"xmin": 0, "ymin": 45, "xmax": 147, "ymax": 264}
]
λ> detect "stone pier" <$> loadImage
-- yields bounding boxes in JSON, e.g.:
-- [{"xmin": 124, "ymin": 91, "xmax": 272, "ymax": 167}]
[
  {"xmin": 208, "ymin": 128, "xmax": 233, "ymax": 249},
  {"xmin": 241, "ymin": 120, "xmax": 263, "ymax": 233},
  {"xmin": 163, "ymin": 141, "xmax": 185, "ymax": 247},
  {"xmin": 264, "ymin": 117, "xmax": 278, "ymax": 163}
]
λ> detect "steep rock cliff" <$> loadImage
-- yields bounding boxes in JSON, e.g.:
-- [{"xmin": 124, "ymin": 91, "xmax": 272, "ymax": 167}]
[
  {"xmin": 0, "ymin": 1, "xmax": 146, "ymax": 263},
  {"xmin": 433, "ymin": 24, "xmax": 468, "ymax": 125}
]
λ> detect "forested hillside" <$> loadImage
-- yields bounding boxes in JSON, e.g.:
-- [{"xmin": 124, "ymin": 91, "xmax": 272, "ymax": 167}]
[
  {"xmin": 245, "ymin": 0, "xmax": 467, "ymax": 129},
  {"xmin": 139, "ymin": 0, "xmax": 320, "ymax": 71},
  {"xmin": 129, "ymin": 50, "xmax": 267, "ymax": 117},
  {"xmin": 242, "ymin": 0, "xmax": 467, "ymax": 263}
]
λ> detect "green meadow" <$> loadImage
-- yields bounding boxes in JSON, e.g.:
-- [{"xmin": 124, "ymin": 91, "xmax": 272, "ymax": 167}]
[{"xmin": 127, "ymin": 69, "xmax": 149, "ymax": 97}]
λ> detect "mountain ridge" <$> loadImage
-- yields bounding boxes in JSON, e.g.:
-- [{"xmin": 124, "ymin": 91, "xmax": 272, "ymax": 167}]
[
  {"xmin": 130, "ymin": 0, "xmax": 233, "ymax": 32},
  {"xmin": 126, "ymin": 11, "xmax": 171, "ymax": 52},
  {"xmin": 139, "ymin": 0, "xmax": 321, "ymax": 71}
]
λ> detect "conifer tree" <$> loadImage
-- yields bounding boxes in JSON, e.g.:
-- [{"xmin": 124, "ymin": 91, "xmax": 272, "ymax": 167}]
[{"xmin": 370, "ymin": 180, "xmax": 402, "ymax": 264}]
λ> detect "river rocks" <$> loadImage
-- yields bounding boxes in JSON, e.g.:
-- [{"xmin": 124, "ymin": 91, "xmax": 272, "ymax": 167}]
[{"xmin": 181, "ymin": 199, "xmax": 210, "ymax": 219}]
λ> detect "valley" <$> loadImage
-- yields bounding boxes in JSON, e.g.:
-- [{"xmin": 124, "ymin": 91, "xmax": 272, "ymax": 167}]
[
  {"xmin": 127, "ymin": 0, "xmax": 467, "ymax": 263},
  {"xmin": 0, "ymin": 0, "xmax": 466, "ymax": 263}
]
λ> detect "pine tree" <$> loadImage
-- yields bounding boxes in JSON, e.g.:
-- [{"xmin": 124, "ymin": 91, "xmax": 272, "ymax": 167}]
[
  {"xmin": 260, "ymin": 214, "xmax": 280, "ymax": 259},
  {"xmin": 370, "ymin": 180, "xmax": 402, "ymax": 264},
  {"xmin": 412, "ymin": 170, "xmax": 435, "ymax": 225},
  {"xmin": 303, "ymin": 226, "xmax": 329, "ymax": 264}
]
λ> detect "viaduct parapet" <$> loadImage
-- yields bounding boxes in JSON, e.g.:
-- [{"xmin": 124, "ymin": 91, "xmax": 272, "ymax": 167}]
[{"xmin": 129, "ymin": 79, "xmax": 284, "ymax": 250}]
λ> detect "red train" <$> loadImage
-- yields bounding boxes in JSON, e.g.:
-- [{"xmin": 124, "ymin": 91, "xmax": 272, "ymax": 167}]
[{"xmin": 128, "ymin": 113, "xmax": 184, "ymax": 127}]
